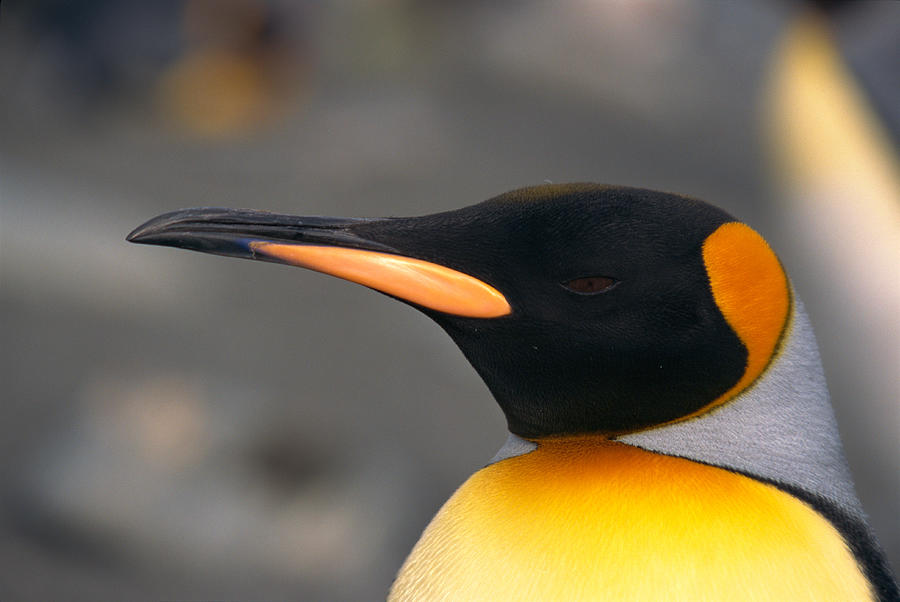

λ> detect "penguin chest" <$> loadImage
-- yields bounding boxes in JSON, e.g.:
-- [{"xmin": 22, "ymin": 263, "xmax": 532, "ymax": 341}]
[{"xmin": 389, "ymin": 439, "xmax": 872, "ymax": 601}]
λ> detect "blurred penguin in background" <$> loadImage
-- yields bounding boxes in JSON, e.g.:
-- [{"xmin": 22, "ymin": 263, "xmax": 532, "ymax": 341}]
[{"xmin": 764, "ymin": 0, "xmax": 900, "ymax": 577}]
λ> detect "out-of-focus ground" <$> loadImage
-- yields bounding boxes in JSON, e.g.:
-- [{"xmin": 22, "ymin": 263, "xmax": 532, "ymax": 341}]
[{"xmin": 1, "ymin": 1, "xmax": 896, "ymax": 600}]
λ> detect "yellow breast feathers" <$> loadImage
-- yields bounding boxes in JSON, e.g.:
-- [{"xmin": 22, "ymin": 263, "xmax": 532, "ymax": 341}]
[{"xmin": 390, "ymin": 438, "xmax": 872, "ymax": 601}]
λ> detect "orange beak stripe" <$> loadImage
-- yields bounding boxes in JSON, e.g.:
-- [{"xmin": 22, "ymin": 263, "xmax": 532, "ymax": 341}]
[{"xmin": 250, "ymin": 242, "xmax": 512, "ymax": 319}]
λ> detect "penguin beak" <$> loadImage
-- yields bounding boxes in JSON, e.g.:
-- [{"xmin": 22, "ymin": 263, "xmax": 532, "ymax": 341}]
[{"xmin": 127, "ymin": 208, "xmax": 511, "ymax": 319}]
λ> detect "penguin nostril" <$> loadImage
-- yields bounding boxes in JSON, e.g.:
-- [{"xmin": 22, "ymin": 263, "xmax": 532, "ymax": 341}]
[{"xmin": 563, "ymin": 276, "xmax": 619, "ymax": 295}]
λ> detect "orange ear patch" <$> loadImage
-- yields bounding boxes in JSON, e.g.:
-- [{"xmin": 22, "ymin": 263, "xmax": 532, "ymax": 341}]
[{"xmin": 700, "ymin": 222, "xmax": 790, "ymax": 413}]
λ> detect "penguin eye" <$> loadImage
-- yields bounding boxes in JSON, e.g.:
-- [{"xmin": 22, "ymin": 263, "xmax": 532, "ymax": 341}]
[{"xmin": 562, "ymin": 276, "xmax": 618, "ymax": 294}]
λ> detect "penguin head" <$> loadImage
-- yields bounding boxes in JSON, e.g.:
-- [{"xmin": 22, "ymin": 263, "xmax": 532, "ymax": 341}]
[{"xmin": 128, "ymin": 184, "xmax": 790, "ymax": 438}]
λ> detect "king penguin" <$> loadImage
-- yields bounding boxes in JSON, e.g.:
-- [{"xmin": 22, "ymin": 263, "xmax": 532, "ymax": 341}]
[{"xmin": 128, "ymin": 184, "xmax": 898, "ymax": 601}]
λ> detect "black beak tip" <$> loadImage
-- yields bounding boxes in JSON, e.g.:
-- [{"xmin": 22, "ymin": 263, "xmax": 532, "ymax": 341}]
[
  {"xmin": 126, "ymin": 210, "xmax": 187, "ymax": 244},
  {"xmin": 126, "ymin": 221, "xmax": 158, "ymax": 244},
  {"xmin": 126, "ymin": 207, "xmax": 393, "ymax": 255},
  {"xmin": 126, "ymin": 208, "xmax": 228, "ymax": 245},
  {"xmin": 125, "ymin": 227, "xmax": 142, "ymax": 243}
]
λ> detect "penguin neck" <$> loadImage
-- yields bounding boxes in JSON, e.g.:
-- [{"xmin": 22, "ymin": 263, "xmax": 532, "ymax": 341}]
[
  {"xmin": 618, "ymin": 294, "xmax": 863, "ymax": 517},
  {"xmin": 489, "ymin": 432, "xmax": 622, "ymax": 470},
  {"xmin": 489, "ymin": 295, "xmax": 861, "ymax": 518}
]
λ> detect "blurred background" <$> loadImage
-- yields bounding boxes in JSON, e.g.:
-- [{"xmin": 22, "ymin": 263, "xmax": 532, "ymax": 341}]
[{"xmin": 1, "ymin": 0, "xmax": 897, "ymax": 599}]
